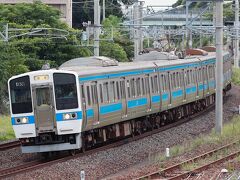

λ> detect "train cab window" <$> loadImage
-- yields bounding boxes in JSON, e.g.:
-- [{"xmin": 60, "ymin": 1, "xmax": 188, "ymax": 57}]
[
  {"xmin": 10, "ymin": 76, "xmax": 32, "ymax": 114},
  {"xmin": 53, "ymin": 73, "xmax": 78, "ymax": 110}
]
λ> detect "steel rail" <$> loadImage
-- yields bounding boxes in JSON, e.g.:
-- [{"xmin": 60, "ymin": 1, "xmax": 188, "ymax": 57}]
[
  {"xmin": 136, "ymin": 140, "xmax": 240, "ymax": 179},
  {"xmin": 0, "ymin": 141, "xmax": 21, "ymax": 151}
]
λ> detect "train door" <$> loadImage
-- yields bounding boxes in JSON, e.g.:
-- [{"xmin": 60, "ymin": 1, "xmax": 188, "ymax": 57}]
[
  {"xmin": 120, "ymin": 78, "xmax": 127, "ymax": 117},
  {"xmin": 32, "ymin": 85, "xmax": 56, "ymax": 134},
  {"xmin": 90, "ymin": 82, "xmax": 100, "ymax": 125}
]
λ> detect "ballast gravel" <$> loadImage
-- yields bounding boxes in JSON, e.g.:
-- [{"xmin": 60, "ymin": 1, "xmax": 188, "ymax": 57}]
[{"xmin": 2, "ymin": 85, "xmax": 240, "ymax": 180}]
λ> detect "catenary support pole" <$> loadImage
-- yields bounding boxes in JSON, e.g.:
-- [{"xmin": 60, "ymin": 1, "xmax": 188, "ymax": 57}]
[
  {"xmin": 133, "ymin": 2, "xmax": 139, "ymax": 60},
  {"xmin": 103, "ymin": 0, "xmax": 106, "ymax": 21},
  {"xmin": 234, "ymin": 0, "xmax": 239, "ymax": 68},
  {"xmin": 215, "ymin": 0, "xmax": 223, "ymax": 134},
  {"xmin": 139, "ymin": 1, "xmax": 144, "ymax": 52},
  {"xmin": 94, "ymin": 0, "xmax": 100, "ymax": 56}
]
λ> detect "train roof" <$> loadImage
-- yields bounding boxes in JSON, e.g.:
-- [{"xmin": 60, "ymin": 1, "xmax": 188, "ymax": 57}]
[{"xmin": 59, "ymin": 51, "xmax": 227, "ymax": 77}]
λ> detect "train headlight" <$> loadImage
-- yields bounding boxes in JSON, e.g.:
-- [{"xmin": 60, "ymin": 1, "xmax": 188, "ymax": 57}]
[
  {"xmin": 63, "ymin": 113, "xmax": 77, "ymax": 120},
  {"xmin": 64, "ymin": 114, "xmax": 71, "ymax": 120},
  {"xmin": 21, "ymin": 117, "xmax": 28, "ymax": 124},
  {"xmin": 15, "ymin": 117, "xmax": 29, "ymax": 124}
]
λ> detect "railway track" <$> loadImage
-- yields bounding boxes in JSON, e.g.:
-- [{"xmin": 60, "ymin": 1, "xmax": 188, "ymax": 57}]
[
  {"xmin": 0, "ymin": 102, "xmax": 216, "ymax": 178},
  {"xmin": 0, "ymin": 141, "xmax": 21, "ymax": 151},
  {"xmin": 136, "ymin": 141, "xmax": 240, "ymax": 179}
]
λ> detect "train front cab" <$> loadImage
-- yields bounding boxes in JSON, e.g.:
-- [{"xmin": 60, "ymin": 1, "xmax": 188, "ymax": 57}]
[{"xmin": 8, "ymin": 71, "xmax": 82, "ymax": 153}]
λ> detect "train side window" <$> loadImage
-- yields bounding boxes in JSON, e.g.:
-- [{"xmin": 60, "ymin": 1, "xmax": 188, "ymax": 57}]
[
  {"xmin": 120, "ymin": 80, "xmax": 126, "ymax": 99},
  {"xmin": 109, "ymin": 81, "xmax": 115, "ymax": 102},
  {"xmin": 145, "ymin": 76, "xmax": 150, "ymax": 94},
  {"xmin": 189, "ymin": 70, "xmax": 193, "ymax": 84},
  {"xmin": 86, "ymin": 86, "xmax": 91, "ymax": 106},
  {"xmin": 175, "ymin": 72, "xmax": 178, "ymax": 88},
  {"xmin": 162, "ymin": 74, "xmax": 168, "ymax": 92},
  {"xmin": 126, "ymin": 80, "xmax": 131, "ymax": 98},
  {"xmin": 91, "ymin": 84, "xmax": 97, "ymax": 104},
  {"xmin": 130, "ymin": 78, "xmax": 136, "ymax": 98},
  {"xmin": 116, "ymin": 81, "xmax": 120, "ymax": 100},
  {"xmin": 80, "ymin": 85, "xmax": 85, "ymax": 103},
  {"xmin": 154, "ymin": 75, "xmax": 159, "ymax": 93},
  {"xmin": 103, "ymin": 82, "xmax": 109, "ymax": 103},
  {"xmin": 181, "ymin": 71, "xmax": 184, "ymax": 87},
  {"xmin": 186, "ymin": 70, "xmax": 189, "ymax": 86},
  {"xmin": 198, "ymin": 68, "xmax": 202, "ymax": 82},
  {"xmin": 170, "ymin": 74, "xmax": 173, "ymax": 90},
  {"xmin": 141, "ymin": 78, "xmax": 145, "ymax": 95},
  {"xmin": 150, "ymin": 76, "xmax": 154, "ymax": 93},
  {"xmin": 136, "ymin": 77, "xmax": 141, "ymax": 96},
  {"xmin": 99, "ymin": 84, "xmax": 103, "ymax": 103},
  {"xmin": 166, "ymin": 73, "xmax": 170, "ymax": 91}
]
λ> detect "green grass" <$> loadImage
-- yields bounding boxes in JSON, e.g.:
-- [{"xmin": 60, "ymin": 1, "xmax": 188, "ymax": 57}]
[
  {"xmin": 0, "ymin": 115, "xmax": 15, "ymax": 141},
  {"xmin": 232, "ymin": 68, "xmax": 240, "ymax": 86}
]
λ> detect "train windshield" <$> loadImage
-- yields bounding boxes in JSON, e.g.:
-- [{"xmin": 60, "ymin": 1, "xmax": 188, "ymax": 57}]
[
  {"xmin": 53, "ymin": 73, "xmax": 78, "ymax": 110},
  {"xmin": 10, "ymin": 76, "xmax": 33, "ymax": 114}
]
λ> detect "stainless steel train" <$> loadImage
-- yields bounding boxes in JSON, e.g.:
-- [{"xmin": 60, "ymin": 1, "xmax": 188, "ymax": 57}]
[{"xmin": 8, "ymin": 48, "xmax": 232, "ymax": 153}]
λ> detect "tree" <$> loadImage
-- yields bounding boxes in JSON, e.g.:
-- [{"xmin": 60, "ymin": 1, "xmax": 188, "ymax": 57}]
[
  {"xmin": 72, "ymin": 0, "xmax": 133, "ymax": 28},
  {"xmin": 0, "ymin": 43, "xmax": 29, "ymax": 114},
  {"xmin": 0, "ymin": 2, "xmax": 92, "ymax": 113},
  {"xmin": 100, "ymin": 41, "xmax": 128, "ymax": 61},
  {"xmin": 101, "ymin": 15, "xmax": 134, "ymax": 61}
]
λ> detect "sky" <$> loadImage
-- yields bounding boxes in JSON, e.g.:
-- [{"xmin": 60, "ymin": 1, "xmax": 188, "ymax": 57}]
[{"xmin": 144, "ymin": 0, "xmax": 178, "ymax": 6}]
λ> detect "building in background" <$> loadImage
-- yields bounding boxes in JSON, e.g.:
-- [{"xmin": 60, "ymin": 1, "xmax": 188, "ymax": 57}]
[{"xmin": 0, "ymin": 0, "xmax": 72, "ymax": 27}]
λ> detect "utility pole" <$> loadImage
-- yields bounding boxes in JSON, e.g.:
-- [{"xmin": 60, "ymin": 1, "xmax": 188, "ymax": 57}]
[
  {"xmin": 103, "ymin": 0, "xmax": 106, "ymax": 21},
  {"xmin": 215, "ymin": 0, "xmax": 223, "ymax": 134},
  {"xmin": 94, "ymin": 0, "xmax": 100, "ymax": 56},
  {"xmin": 234, "ymin": 0, "xmax": 239, "ymax": 68}
]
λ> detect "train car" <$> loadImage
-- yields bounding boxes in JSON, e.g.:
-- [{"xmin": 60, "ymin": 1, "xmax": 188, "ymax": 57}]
[{"xmin": 8, "ymin": 49, "xmax": 232, "ymax": 153}]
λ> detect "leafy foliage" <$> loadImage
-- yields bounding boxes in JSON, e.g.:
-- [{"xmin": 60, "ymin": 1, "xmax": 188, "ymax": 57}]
[
  {"xmin": 0, "ymin": 2, "xmax": 92, "ymax": 113},
  {"xmin": 0, "ymin": 2, "xmax": 134, "ymax": 114},
  {"xmin": 72, "ymin": 0, "xmax": 133, "ymax": 28},
  {"xmin": 232, "ymin": 68, "xmax": 240, "ymax": 86}
]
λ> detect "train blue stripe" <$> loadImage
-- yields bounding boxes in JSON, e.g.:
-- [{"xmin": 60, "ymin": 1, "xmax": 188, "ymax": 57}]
[
  {"xmin": 87, "ymin": 109, "xmax": 94, "ymax": 118},
  {"xmin": 152, "ymin": 95, "xmax": 160, "ymax": 103},
  {"xmin": 128, "ymin": 98, "xmax": 147, "ymax": 108},
  {"xmin": 172, "ymin": 89, "xmax": 183, "ymax": 98},
  {"xmin": 100, "ymin": 103, "xmax": 122, "ymax": 115},
  {"xmin": 162, "ymin": 93, "xmax": 168, "ymax": 101},
  {"xmin": 11, "ymin": 115, "xmax": 35, "ymax": 125},
  {"xmin": 55, "ymin": 111, "xmax": 83, "ymax": 121},
  {"xmin": 186, "ymin": 86, "xmax": 197, "ymax": 94}
]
